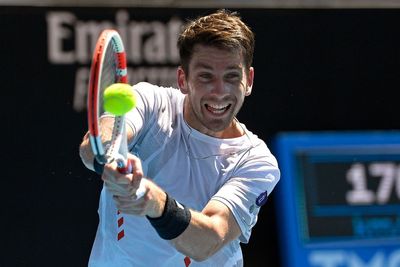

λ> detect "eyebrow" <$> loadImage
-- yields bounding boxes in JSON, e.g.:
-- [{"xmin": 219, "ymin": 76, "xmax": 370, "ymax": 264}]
[{"xmin": 192, "ymin": 62, "xmax": 242, "ymax": 71}]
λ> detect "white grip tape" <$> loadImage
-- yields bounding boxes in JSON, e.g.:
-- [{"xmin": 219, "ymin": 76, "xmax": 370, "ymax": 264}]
[{"xmin": 135, "ymin": 178, "xmax": 147, "ymax": 199}]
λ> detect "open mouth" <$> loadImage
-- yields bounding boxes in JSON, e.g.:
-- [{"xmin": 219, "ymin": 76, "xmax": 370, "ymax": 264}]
[{"xmin": 205, "ymin": 103, "xmax": 231, "ymax": 115}]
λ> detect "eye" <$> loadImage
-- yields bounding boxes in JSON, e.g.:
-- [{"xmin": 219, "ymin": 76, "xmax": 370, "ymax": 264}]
[
  {"xmin": 225, "ymin": 72, "xmax": 241, "ymax": 81},
  {"xmin": 198, "ymin": 72, "xmax": 213, "ymax": 81}
]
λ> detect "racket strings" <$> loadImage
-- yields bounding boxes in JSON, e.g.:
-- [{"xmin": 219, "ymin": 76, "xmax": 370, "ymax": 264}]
[
  {"xmin": 100, "ymin": 40, "xmax": 127, "ymax": 162},
  {"xmin": 106, "ymin": 117, "xmax": 125, "ymax": 161},
  {"xmin": 99, "ymin": 40, "xmax": 126, "ymax": 108}
]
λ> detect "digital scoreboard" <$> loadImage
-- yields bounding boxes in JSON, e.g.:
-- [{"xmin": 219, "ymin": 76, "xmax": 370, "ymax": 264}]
[{"xmin": 274, "ymin": 132, "xmax": 400, "ymax": 267}]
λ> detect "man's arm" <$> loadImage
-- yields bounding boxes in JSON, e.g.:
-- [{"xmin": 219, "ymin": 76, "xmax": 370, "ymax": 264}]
[
  {"xmin": 104, "ymin": 160, "xmax": 241, "ymax": 262},
  {"xmin": 79, "ymin": 131, "xmax": 96, "ymax": 171},
  {"xmin": 80, "ymin": 113, "xmax": 242, "ymax": 262},
  {"xmin": 170, "ymin": 200, "xmax": 241, "ymax": 261},
  {"xmin": 79, "ymin": 116, "xmax": 134, "ymax": 171}
]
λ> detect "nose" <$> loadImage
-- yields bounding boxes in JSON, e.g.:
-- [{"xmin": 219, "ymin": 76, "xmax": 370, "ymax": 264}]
[{"xmin": 210, "ymin": 78, "xmax": 226, "ymax": 96}]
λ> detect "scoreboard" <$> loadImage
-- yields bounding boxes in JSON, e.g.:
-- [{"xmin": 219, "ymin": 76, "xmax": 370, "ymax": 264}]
[{"xmin": 274, "ymin": 132, "xmax": 400, "ymax": 267}]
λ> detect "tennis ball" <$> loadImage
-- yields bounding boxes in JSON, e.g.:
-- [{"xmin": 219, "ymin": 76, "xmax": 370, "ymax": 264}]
[{"xmin": 103, "ymin": 83, "xmax": 136, "ymax": 116}]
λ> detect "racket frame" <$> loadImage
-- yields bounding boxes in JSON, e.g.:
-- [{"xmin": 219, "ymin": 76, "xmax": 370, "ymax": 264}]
[{"xmin": 87, "ymin": 29, "xmax": 128, "ymax": 165}]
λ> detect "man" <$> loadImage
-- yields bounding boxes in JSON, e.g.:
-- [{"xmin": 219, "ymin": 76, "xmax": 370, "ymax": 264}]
[{"xmin": 80, "ymin": 9, "xmax": 280, "ymax": 266}]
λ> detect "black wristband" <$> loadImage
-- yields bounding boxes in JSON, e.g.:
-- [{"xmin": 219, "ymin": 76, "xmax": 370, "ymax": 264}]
[{"xmin": 147, "ymin": 193, "xmax": 191, "ymax": 240}]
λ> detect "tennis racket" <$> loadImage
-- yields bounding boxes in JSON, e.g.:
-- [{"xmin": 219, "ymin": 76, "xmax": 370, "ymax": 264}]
[{"xmin": 87, "ymin": 29, "xmax": 145, "ymax": 199}]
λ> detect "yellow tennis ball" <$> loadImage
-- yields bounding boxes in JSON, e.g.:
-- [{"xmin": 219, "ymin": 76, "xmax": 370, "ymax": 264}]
[{"xmin": 103, "ymin": 83, "xmax": 136, "ymax": 116}]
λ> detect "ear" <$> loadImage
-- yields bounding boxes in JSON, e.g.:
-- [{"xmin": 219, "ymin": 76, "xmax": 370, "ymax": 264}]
[
  {"xmin": 245, "ymin": 67, "xmax": 254, "ymax": 96},
  {"xmin": 177, "ymin": 67, "xmax": 188, "ymax": 94}
]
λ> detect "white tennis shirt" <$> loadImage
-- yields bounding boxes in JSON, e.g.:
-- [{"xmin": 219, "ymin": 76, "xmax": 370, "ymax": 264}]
[{"xmin": 89, "ymin": 82, "xmax": 280, "ymax": 267}]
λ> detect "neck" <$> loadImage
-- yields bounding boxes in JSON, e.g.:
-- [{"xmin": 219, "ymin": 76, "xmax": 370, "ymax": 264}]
[{"xmin": 220, "ymin": 118, "xmax": 245, "ymax": 139}]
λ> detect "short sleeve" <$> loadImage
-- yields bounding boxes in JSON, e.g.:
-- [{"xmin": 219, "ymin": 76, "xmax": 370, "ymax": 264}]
[
  {"xmin": 125, "ymin": 82, "xmax": 181, "ymax": 149},
  {"xmin": 125, "ymin": 82, "xmax": 156, "ymax": 142},
  {"xmin": 211, "ymin": 150, "xmax": 280, "ymax": 243}
]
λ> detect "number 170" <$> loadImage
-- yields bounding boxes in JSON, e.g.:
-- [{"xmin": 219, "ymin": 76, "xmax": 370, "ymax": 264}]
[{"xmin": 346, "ymin": 162, "xmax": 400, "ymax": 205}]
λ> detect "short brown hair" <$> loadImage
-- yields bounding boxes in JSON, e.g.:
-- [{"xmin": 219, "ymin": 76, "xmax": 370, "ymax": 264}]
[{"xmin": 177, "ymin": 9, "xmax": 255, "ymax": 75}]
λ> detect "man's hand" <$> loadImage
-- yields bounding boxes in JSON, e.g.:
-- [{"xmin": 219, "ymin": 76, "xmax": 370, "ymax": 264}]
[{"xmin": 102, "ymin": 153, "xmax": 166, "ymax": 218}]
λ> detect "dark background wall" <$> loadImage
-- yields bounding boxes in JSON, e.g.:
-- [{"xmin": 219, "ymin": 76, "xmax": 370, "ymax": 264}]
[{"xmin": 2, "ymin": 7, "xmax": 399, "ymax": 266}]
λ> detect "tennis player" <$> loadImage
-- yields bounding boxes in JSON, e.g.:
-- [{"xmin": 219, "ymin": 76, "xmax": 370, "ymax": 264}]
[{"xmin": 80, "ymin": 9, "xmax": 280, "ymax": 266}]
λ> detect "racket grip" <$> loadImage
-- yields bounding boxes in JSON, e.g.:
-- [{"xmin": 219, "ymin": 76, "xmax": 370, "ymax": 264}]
[
  {"xmin": 116, "ymin": 158, "xmax": 133, "ymax": 174},
  {"xmin": 93, "ymin": 157, "xmax": 132, "ymax": 175},
  {"xmin": 93, "ymin": 158, "xmax": 105, "ymax": 175},
  {"xmin": 135, "ymin": 179, "xmax": 146, "ymax": 199}
]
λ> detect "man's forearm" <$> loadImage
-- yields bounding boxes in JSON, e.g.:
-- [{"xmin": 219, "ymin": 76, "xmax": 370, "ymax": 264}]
[
  {"xmin": 152, "ymin": 197, "xmax": 240, "ymax": 262},
  {"xmin": 170, "ymin": 211, "xmax": 227, "ymax": 261},
  {"xmin": 79, "ymin": 132, "xmax": 95, "ymax": 171},
  {"xmin": 79, "ymin": 117, "xmax": 118, "ymax": 171}
]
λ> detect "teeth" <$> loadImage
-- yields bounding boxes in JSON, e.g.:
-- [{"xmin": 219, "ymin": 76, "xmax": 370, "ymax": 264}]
[
  {"xmin": 206, "ymin": 103, "xmax": 229, "ymax": 114},
  {"xmin": 207, "ymin": 103, "xmax": 228, "ymax": 110}
]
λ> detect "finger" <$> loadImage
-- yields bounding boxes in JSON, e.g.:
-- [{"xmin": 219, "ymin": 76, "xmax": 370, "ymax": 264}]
[
  {"xmin": 127, "ymin": 154, "xmax": 144, "ymax": 178},
  {"xmin": 103, "ymin": 162, "xmax": 132, "ymax": 185},
  {"xmin": 115, "ymin": 174, "xmax": 132, "ymax": 185},
  {"xmin": 113, "ymin": 195, "xmax": 147, "ymax": 215},
  {"xmin": 102, "ymin": 161, "xmax": 118, "ymax": 182},
  {"xmin": 104, "ymin": 181, "xmax": 132, "ymax": 197}
]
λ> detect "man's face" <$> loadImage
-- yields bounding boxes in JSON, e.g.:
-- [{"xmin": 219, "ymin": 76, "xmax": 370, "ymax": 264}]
[{"xmin": 178, "ymin": 44, "xmax": 254, "ymax": 138}]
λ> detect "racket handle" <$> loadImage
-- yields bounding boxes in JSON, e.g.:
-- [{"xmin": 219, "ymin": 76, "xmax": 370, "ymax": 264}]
[
  {"xmin": 116, "ymin": 158, "xmax": 133, "ymax": 174},
  {"xmin": 93, "ymin": 158, "xmax": 105, "ymax": 175},
  {"xmin": 92, "ymin": 157, "xmax": 132, "ymax": 175},
  {"xmin": 135, "ymin": 179, "xmax": 146, "ymax": 199}
]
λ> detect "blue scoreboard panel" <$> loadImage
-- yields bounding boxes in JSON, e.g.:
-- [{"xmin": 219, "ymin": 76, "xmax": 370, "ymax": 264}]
[{"xmin": 274, "ymin": 132, "xmax": 400, "ymax": 267}]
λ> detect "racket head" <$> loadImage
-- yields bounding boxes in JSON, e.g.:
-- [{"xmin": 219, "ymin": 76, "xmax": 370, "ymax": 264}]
[{"xmin": 87, "ymin": 29, "xmax": 128, "ymax": 164}]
